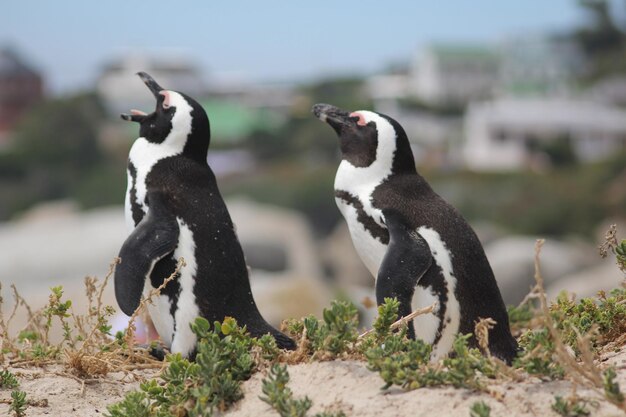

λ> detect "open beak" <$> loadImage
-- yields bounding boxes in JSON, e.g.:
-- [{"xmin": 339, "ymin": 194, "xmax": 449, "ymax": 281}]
[
  {"xmin": 137, "ymin": 71, "xmax": 164, "ymax": 99},
  {"xmin": 120, "ymin": 72, "xmax": 165, "ymax": 122},
  {"xmin": 312, "ymin": 103, "xmax": 353, "ymax": 133}
]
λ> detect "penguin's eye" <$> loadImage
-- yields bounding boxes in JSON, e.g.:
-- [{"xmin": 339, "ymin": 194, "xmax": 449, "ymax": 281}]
[
  {"xmin": 349, "ymin": 112, "xmax": 368, "ymax": 126},
  {"xmin": 160, "ymin": 91, "xmax": 172, "ymax": 109}
]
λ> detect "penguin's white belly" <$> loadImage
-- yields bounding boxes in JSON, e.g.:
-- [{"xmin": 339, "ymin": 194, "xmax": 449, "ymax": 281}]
[
  {"xmin": 416, "ymin": 227, "xmax": 461, "ymax": 360},
  {"xmin": 336, "ymin": 199, "xmax": 387, "ymax": 277},
  {"xmin": 170, "ymin": 219, "xmax": 200, "ymax": 357},
  {"xmin": 142, "ymin": 218, "xmax": 200, "ymax": 358},
  {"xmin": 144, "ymin": 284, "xmax": 174, "ymax": 347}
]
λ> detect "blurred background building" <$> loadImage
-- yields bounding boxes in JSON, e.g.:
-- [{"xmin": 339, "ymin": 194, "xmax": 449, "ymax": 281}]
[
  {"xmin": 1, "ymin": 1, "xmax": 625, "ymax": 335},
  {"xmin": 0, "ymin": 47, "xmax": 43, "ymax": 146}
]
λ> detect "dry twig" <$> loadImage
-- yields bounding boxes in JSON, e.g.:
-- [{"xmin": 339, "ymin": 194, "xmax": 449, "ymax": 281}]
[{"xmin": 357, "ymin": 303, "xmax": 437, "ymax": 340}]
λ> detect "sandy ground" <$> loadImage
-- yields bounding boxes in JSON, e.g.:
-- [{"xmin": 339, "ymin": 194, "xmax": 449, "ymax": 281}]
[
  {"xmin": 0, "ymin": 365, "xmax": 160, "ymax": 417},
  {"xmin": 1, "ymin": 349, "xmax": 625, "ymax": 417},
  {"xmin": 227, "ymin": 354, "xmax": 626, "ymax": 417}
]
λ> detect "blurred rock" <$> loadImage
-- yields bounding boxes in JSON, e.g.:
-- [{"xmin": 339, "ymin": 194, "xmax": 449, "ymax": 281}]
[
  {"xmin": 546, "ymin": 261, "xmax": 624, "ymax": 300},
  {"xmin": 0, "ymin": 199, "xmax": 332, "ymax": 340},
  {"xmin": 320, "ymin": 222, "xmax": 373, "ymax": 288},
  {"xmin": 0, "ymin": 202, "xmax": 125, "ymax": 301},
  {"xmin": 0, "ymin": 202, "xmax": 124, "ymax": 340},
  {"xmin": 227, "ymin": 198, "xmax": 331, "ymax": 323},
  {"xmin": 485, "ymin": 236, "xmax": 597, "ymax": 305}
]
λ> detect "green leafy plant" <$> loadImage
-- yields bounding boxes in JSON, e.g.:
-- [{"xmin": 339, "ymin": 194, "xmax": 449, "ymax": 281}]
[
  {"xmin": 366, "ymin": 330, "xmax": 496, "ymax": 390},
  {"xmin": 260, "ymin": 364, "xmax": 346, "ymax": 417},
  {"xmin": 255, "ymin": 333, "xmax": 281, "ymax": 362},
  {"xmin": 552, "ymin": 395, "xmax": 591, "ymax": 417},
  {"xmin": 289, "ymin": 300, "xmax": 359, "ymax": 358},
  {"xmin": 514, "ymin": 327, "xmax": 564, "ymax": 379},
  {"xmin": 550, "ymin": 288, "xmax": 626, "ymax": 352},
  {"xmin": 469, "ymin": 401, "xmax": 491, "ymax": 417},
  {"xmin": 506, "ymin": 303, "xmax": 535, "ymax": 332},
  {"xmin": 9, "ymin": 390, "xmax": 27, "ymax": 417},
  {"xmin": 0, "ymin": 369, "xmax": 19, "ymax": 388},
  {"xmin": 261, "ymin": 364, "xmax": 312, "ymax": 417},
  {"xmin": 615, "ymin": 239, "xmax": 626, "ymax": 273},
  {"xmin": 106, "ymin": 316, "xmax": 262, "ymax": 417},
  {"xmin": 372, "ymin": 297, "xmax": 400, "ymax": 341},
  {"xmin": 43, "ymin": 286, "xmax": 73, "ymax": 345},
  {"xmin": 602, "ymin": 367, "xmax": 624, "ymax": 406},
  {"xmin": 105, "ymin": 391, "xmax": 151, "ymax": 417}
]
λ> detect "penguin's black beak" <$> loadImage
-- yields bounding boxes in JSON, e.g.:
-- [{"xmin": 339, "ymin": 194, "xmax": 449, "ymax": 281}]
[
  {"xmin": 312, "ymin": 103, "xmax": 354, "ymax": 134},
  {"xmin": 121, "ymin": 72, "xmax": 165, "ymax": 123},
  {"xmin": 137, "ymin": 71, "xmax": 165, "ymax": 99}
]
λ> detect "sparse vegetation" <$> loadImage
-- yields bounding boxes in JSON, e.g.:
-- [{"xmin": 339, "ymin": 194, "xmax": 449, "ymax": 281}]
[
  {"xmin": 9, "ymin": 390, "xmax": 27, "ymax": 417},
  {"xmin": 0, "ymin": 370, "xmax": 19, "ymax": 389},
  {"xmin": 469, "ymin": 401, "xmax": 491, "ymax": 417},
  {"xmin": 602, "ymin": 367, "xmax": 624, "ymax": 405},
  {"xmin": 551, "ymin": 288, "xmax": 626, "ymax": 353},
  {"xmin": 506, "ymin": 303, "xmax": 535, "ymax": 333},
  {"xmin": 514, "ymin": 327, "xmax": 565, "ymax": 379},
  {"xmin": 107, "ymin": 316, "xmax": 284, "ymax": 417},
  {"xmin": 2, "ymin": 228, "xmax": 626, "ymax": 415},
  {"xmin": 260, "ymin": 363, "xmax": 346, "ymax": 417},
  {"xmin": 261, "ymin": 364, "xmax": 312, "ymax": 417},
  {"xmin": 552, "ymin": 395, "xmax": 592, "ymax": 417},
  {"xmin": 283, "ymin": 300, "xmax": 360, "ymax": 360}
]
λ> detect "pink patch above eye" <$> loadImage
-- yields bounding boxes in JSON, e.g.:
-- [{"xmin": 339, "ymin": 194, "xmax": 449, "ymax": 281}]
[
  {"xmin": 350, "ymin": 112, "xmax": 367, "ymax": 126},
  {"xmin": 130, "ymin": 109, "xmax": 147, "ymax": 116},
  {"xmin": 160, "ymin": 91, "xmax": 171, "ymax": 107}
]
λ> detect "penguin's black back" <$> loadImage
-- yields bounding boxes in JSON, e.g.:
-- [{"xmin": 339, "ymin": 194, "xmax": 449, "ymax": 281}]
[{"xmin": 141, "ymin": 154, "xmax": 290, "ymax": 344}]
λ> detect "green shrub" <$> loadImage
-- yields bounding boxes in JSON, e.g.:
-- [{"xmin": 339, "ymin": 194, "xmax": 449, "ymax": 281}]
[
  {"xmin": 552, "ymin": 395, "xmax": 591, "ymax": 417},
  {"xmin": 106, "ymin": 317, "xmax": 259, "ymax": 417},
  {"xmin": 469, "ymin": 401, "xmax": 491, "ymax": 417},
  {"xmin": 260, "ymin": 364, "xmax": 346, "ymax": 417},
  {"xmin": 0, "ymin": 369, "xmax": 19, "ymax": 389},
  {"xmin": 9, "ymin": 390, "xmax": 27, "ymax": 417},
  {"xmin": 514, "ymin": 328, "xmax": 564, "ymax": 379}
]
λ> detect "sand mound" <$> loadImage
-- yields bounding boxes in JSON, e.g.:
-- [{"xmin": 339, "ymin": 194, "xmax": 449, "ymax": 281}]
[{"xmin": 2, "ymin": 349, "xmax": 624, "ymax": 417}]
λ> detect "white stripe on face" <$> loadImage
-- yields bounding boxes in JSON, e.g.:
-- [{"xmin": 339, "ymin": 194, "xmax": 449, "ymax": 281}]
[{"xmin": 126, "ymin": 91, "xmax": 194, "ymax": 221}]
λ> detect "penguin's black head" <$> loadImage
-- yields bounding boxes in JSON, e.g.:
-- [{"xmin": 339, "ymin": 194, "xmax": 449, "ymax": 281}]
[
  {"xmin": 122, "ymin": 72, "xmax": 210, "ymax": 161},
  {"xmin": 312, "ymin": 103, "xmax": 416, "ymax": 173}
]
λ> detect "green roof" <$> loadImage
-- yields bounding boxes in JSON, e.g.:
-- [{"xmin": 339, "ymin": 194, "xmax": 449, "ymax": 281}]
[
  {"xmin": 429, "ymin": 44, "xmax": 499, "ymax": 62},
  {"xmin": 200, "ymin": 100, "xmax": 283, "ymax": 144}
]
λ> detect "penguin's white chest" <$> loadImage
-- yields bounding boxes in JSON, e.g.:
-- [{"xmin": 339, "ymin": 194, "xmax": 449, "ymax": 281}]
[
  {"xmin": 334, "ymin": 160, "xmax": 390, "ymax": 277},
  {"xmin": 125, "ymin": 137, "xmax": 183, "ymax": 230},
  {"xmin": 335, "ymin": 197, "xmax": 387, "ymax": 276}
]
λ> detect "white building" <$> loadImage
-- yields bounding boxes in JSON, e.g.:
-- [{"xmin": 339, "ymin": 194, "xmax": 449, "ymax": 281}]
[
  {"xmin": 410, "ymin": 44, "xmax": 500, "ymax": 105},
  {"xmin": 463, "ymin": 98, "xmax": 626, "ymax": 171}
]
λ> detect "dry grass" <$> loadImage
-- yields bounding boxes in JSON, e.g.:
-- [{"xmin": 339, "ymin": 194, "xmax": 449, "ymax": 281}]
[
  {"xmin": 532, "ymin": 239, "xmax": 625, "ymax": 412},
  {"xmin": 1, "ymin": 257, "xmax": 187, "ymax": 383}
]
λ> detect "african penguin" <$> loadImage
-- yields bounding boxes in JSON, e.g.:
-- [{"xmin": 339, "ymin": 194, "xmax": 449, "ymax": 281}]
[
  {"xmin": 313, "ymin": 103, "xmax": 518, "ymax": 363},
  {"xmin": 115, "ymin": 72, "xmax": 294, "ymax": 358}
]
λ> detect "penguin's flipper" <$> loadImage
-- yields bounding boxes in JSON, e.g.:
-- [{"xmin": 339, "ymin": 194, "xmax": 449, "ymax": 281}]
[
  {"xmin": 115, "ymin": 191, "xmax": 180, "ymax": 316},
  {"xmin": 376, "ymin": 209, "xmax": 433, "ymax": 338}
]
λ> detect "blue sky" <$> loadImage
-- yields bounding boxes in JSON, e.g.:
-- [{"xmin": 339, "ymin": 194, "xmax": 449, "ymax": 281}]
[{"xmin": 0, "ymin": 1, "xmax": 593, "ymax": 94}]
